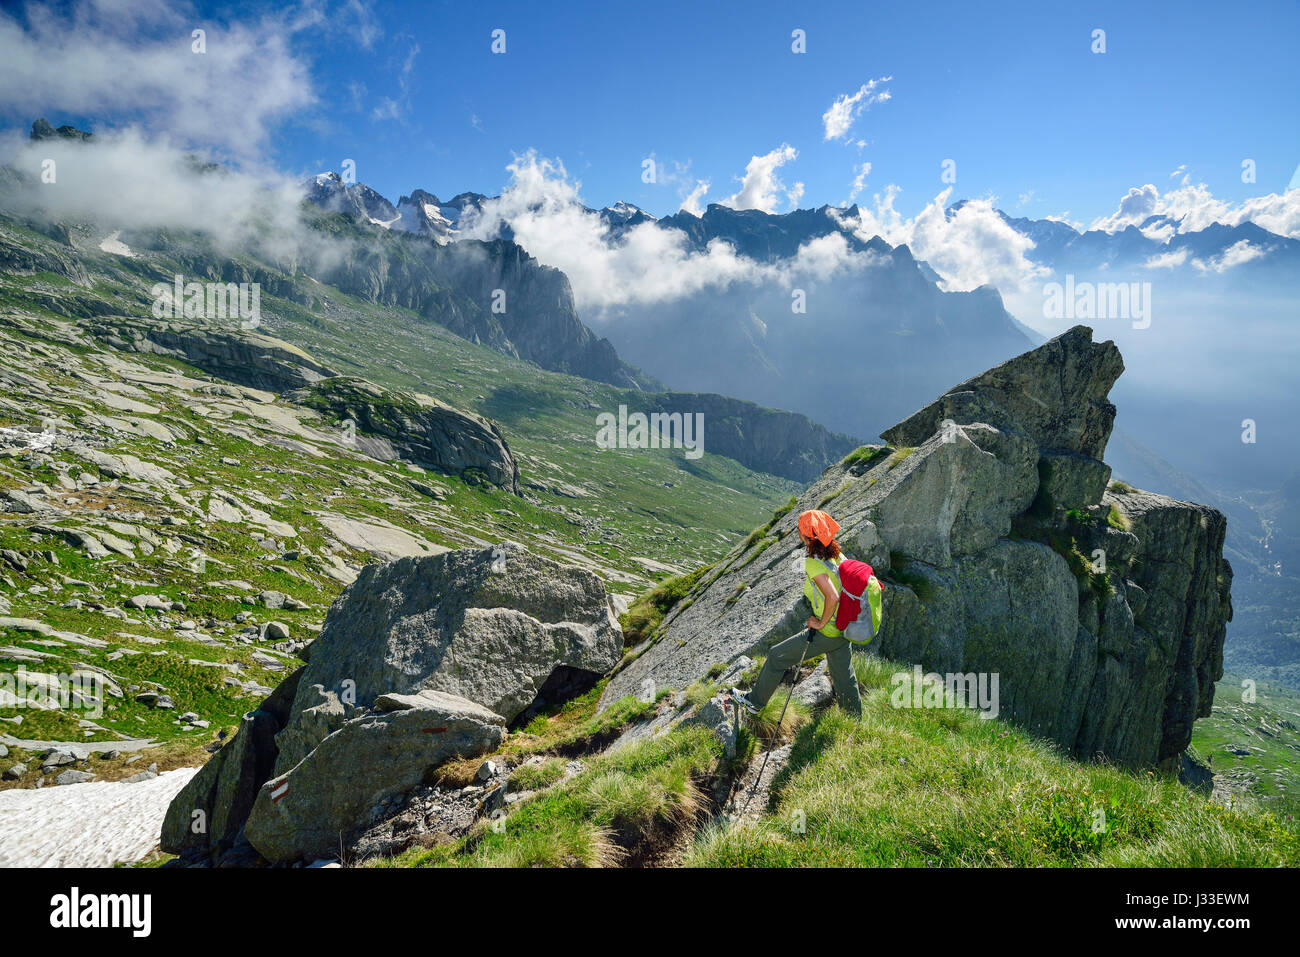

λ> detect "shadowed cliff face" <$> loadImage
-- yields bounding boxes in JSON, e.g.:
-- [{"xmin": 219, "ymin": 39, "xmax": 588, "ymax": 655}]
[
  {"xmin": 638, "ymin": 392, "xmax": 861, "ymax": 483},
  {"xmin": 603, "ymin": 325, "xmax": 1232, "ymax": 770},
  {"xmin": 303, "ymin": 220, "xmax": 650, "ymax": 391}
]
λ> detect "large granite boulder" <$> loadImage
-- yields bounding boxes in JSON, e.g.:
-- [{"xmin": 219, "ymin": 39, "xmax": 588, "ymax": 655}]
[
  {"xmin": 274, "ymin": 541, "xmax": 622, "ymax": 774},
  {"xmin": 883, "ymin": 324, "xmax": 1121, "ymax": 512},
  {"xmin": 601, "ymin": 420, "xmax": 1038, "ymax": 706},
  {"xmin": 871, "ymin": 424, "xmax": 1038, "ymax": 566},
  {"xmin": 160, "ymin": 666, "xmax": 303, "ymax": 858},
  {"xmin": 161, "ymin": 543, "xmax": 622, "ymax": 864},
  {"xmin": 603, "ymin": 327, "xmax": 1231, "ymax": 770},
  {"xmin": 290, "ymin": 376, "xmax": 521, "ymax": 493},
  {"xmin": 243, "ymin": 689, "xmax": 505, "ymax": 863}
]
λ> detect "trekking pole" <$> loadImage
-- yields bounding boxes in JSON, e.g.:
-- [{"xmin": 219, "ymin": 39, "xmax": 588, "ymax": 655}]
[{"xmin": 736, "ymin": 628, "xmax": 815, "ymax": 818}]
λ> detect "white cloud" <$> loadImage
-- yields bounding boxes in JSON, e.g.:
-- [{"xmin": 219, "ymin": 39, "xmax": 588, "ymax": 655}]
[
  {"xmin": 1091, "ymin": 184, "xmax": 1161, "ymax": 232},
  {"xmin": 458, "ymin": 151, "xmax": 885, "ymax": 312},
  {"xmin": 1091, "ymin": 181, "xmax": 1300, "ymax": 239},
  {"xmin": 847, "ymin": 162, "xmax": 872, "ymax": 203},
  {"xmin": 369, "ymin": 36, "xmax": 420, "ymax": 122},
  {"xmin": 831, "ymin": 186, "xmax": 1048, "ymax": 293},
  {"xmin": 1139, "ymin": 220, "xmax": 1175, "ymax": 243},
  {"xmin": 371, "ymin": 98, "xmax": 400, "ymax": 121},
  {"xmin": 1192, "ymin": 239, "xmax": 1270, "ymax": 273},
  {"xmin": 721, "ymin": 144, "xmax": 799, "ymax": 213},
  {"xmin": 822, "ymin": 77, "xmax": 892, "ymax": 141},
  {"xmin": 0, "ymin": 1, "xmax": 319, "ymax": 153},
  {"xmin": 0, "ymin": 127, "xmax": 314, "ymax": 259},
  {"xmin": 680, "ymin": 180, "xmax": 710, "ymax": 215},
  {"xmin": 1143, "ymin": 248, "xmax": 1189, "ymax": 270}
]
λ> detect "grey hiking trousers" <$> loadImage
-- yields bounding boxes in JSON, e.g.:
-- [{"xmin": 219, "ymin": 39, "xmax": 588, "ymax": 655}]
[{"xmin": 749, "ymin": 629, "xmax": 862, "ymax": 717}]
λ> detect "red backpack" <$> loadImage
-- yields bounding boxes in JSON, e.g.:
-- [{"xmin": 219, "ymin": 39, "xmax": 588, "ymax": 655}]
[
  {"xmin": 834, "ymin": 559, "xmax": 874, "ymax": 632},
  {"xmin": 811, "ymin": 557, "xmax": 885, "ymax": 641}
]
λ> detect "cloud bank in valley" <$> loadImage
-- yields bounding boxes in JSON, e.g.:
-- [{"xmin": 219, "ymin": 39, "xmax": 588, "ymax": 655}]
[
  {"xmin": 1089, "ymin": 180, "xmax": 1300, "ymax": 240},
  {"xmin": 0, "ymin": 128, "xmax": 313, "ymax": 259},
  {"xmin": 458, "ymin": 151, "xmax": 887, "ymax": 313},
  {"xmin": 834, "ymin": 186, "xmax": 1048, "ymax": 293}
]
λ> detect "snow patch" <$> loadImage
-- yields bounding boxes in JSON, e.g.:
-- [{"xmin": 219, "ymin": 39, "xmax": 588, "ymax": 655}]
[
  {"xmin": 0, "ymin": 767, "xmax": 198, "ymax": 867},
  {"xmin": 98, "ymin": 231, "xmax": 134, "ymax": 257}
]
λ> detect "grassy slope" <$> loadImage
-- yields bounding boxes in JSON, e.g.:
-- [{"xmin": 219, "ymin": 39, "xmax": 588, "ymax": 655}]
[
  {"xmin": 686, "ymin": 658, "xmax": 1298, "ymax": 867},
  {"xmin": 360, "ymin": 656, "xmax": 1297, "ymax": 869},
  {"xmin": 1190, "ymin": 673, "xmax": 1300, "ymax": 803},
  {"xmin": 0, "ymin": 216, "xmax": 795, "ymax": 772}
]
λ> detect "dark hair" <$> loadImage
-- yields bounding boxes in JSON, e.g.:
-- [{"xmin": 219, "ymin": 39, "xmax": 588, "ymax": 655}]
[{"xmin": 806, "ymin": 537, "xmax": 841, "ymax": 562}]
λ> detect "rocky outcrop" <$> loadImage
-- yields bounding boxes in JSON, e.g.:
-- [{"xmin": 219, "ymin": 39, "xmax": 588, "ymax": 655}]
[
  {"xmin": 243, "ymin": 689, "xmax": 505, "ymax": 863},
  {"xmin": 290, "ymin": 375, "xmax": 521, "ymax": 492},
  {"xmin": 1091, "ymin": 488, "xmax": 1232, "ymax": 764},
  {"xmin": 882, "ymin": 323, "xmax": 1123, "ymax": 510},
  {"xmin": 160, "ymin": 666, "xmax": 303, "ymax": 859},
  {"xmin": 302, "ymin": 192, "xmax": 651, "ymax": 390},
  {"xmin": 162, "ymin": 543, "xmax": 623, "ymax": 863},
  {"xmin": 273, "ymin": 542, "xmax": 622, "ymax": 774},
  {"xmin": 602, "ymin": 326, "xmax": 1231, "ymax": 769},
  {"xmin": 87, "ymin": 316, "xmax": 337, "ymax": 393},
  {"xmin": 0, "ymin": 227, "xmax": 91, "ymax": 287}
]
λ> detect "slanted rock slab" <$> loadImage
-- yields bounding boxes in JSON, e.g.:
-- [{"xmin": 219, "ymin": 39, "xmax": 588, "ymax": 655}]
[
  {"xmin": 244, "ymin": 690, "xmax": 504, "ymax": 863},
  {"xmin": 274, "ymin": 542, "xmax": 622, "ymax": 772}
]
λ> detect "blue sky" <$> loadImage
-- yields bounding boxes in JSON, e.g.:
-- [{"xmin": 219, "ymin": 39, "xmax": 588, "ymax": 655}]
[
  {"xmin": 272, "ymin": 0, "xmax": 1299, "ymax": 220},
  {"xmin": 2, "ymin": 0, "xmax": 1298, "ymax": 223}
]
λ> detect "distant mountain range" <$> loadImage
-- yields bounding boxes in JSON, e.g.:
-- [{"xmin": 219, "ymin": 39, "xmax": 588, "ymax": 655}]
[
  {"xmin": 299, "ymin": 172, "xmax": 1300, "ymax": 462},
  {"xmin": 306, "ymin": 166, "xmax": 1300, "ymax": 291},
  {"xmin": 957, "ymin": 200, "xmax": 1300, "ymax": 278},
  {"xmin": 584, "ymin": 204, "xmax": 1036, "ymax": 438}
]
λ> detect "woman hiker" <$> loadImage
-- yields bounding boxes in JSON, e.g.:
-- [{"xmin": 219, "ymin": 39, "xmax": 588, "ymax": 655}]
[{"xmin": 730, "ymin": 509, "xmax": 862, "ymax": 718}]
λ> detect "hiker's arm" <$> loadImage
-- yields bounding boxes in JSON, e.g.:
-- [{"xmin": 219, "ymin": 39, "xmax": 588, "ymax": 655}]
[{"xmin": 808, "ymin": 573, "xmax": 838, "ymax": 630}]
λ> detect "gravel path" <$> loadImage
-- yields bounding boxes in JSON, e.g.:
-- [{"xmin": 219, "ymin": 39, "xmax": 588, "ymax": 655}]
[
  {"xmin": 729, "ymin": 743, "xmax": 793, "ymax": 820},
  {"xmin": 0, "ymin": 767, "xmax": 199, "ymax": 867}
]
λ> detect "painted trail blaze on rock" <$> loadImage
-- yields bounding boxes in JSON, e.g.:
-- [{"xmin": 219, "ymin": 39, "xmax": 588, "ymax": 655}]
[
  {"xmin": 605, "ymin": 326, "xmax": 1231, "ymax": 770},
  {"xmin": 243, "ymin": 690, "xmax": 506, "ymax": 863}
]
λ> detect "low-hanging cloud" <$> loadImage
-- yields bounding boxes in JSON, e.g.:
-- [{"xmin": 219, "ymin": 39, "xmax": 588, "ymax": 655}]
[
  {"xmin": 1192, "ymin": 238, "xmax": 1270, "ymax": 274},
  {"xmin": 458, "ymin": 151, "xmax": 885, "ymax": 313},
  {"xmin": 1090, "ymin": 180, "xmax": 1300, "ymax": 239},
  {"xmin": 832, "ymin": 186, "xmax": 1048, "ymax": 293},
  {"xmin": 0, "ymin": 128, "xmax": 311, "ymax": 256},
  {"xmin": 0, "ymin": 0, "xmax": 321, "ymax": 153}
]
